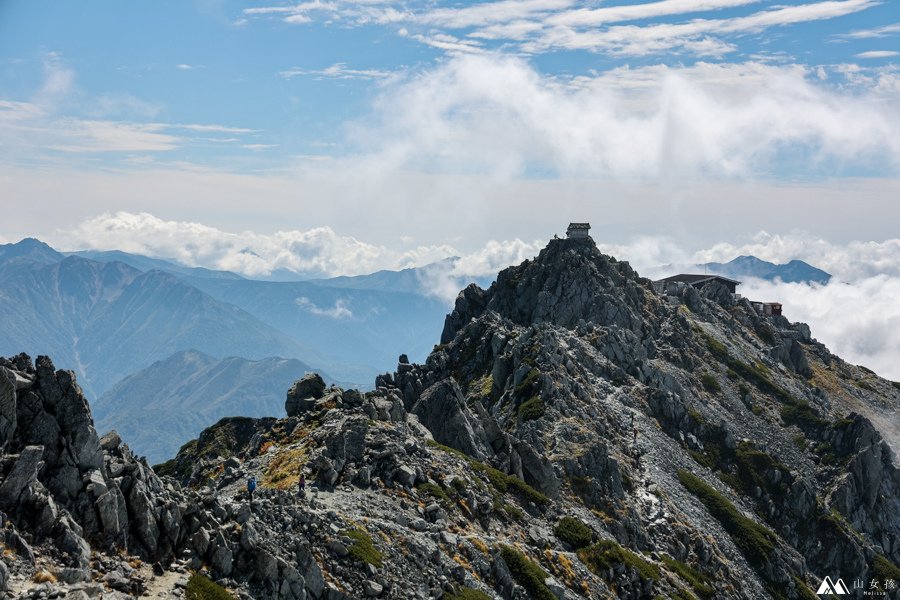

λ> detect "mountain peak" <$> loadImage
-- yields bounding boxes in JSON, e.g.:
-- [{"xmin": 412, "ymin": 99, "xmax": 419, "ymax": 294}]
[
  {"xmin": 703, "ymin": 255, "xmax": 832, "ymax": 284},
  {"xmin": 0, "ymin": 237, "xmax": 63, "ymax": 264},
  {"xmin": 441, "ymin": 235, "xmax": 652, "ymax": 342}
]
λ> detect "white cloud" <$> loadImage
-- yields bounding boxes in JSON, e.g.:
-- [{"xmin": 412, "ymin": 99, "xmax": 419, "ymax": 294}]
[
  {"xmin": 176, "ymin": 64, "xmax": 194, "ymax": 70},
  {"xmin": 244, "ymin": 0, "xmax": 880, "ymax": 58},
  {"xmin": 296, "ymin": 296, "xmax": 354, "ymax": 319},
  {"xmin": 855, "ymin": 50, "xmax": 900, "ymax": 59},
  {"xmin": 354, "ymin": 55, "xmax": 900, "ymax": 178},
  {"xmin": 521, "ymin": 0, "xmax": 879, "ymax": 55},
  {"xmin": 172, "ymin": 123, "xmax": 257, "ymax": 133},
  {"xmin": 48, "ymin": 210, "xmax": 550, "ymax": 300},
  {"xmin": 35, "ymin": 52, "xmax": 76, "ymax": 108},
  {"xmin": 415, "ymin": 239, "xmax": 548, "ymax": 300},
  {"xmin": 836, "ymin": 22, "xmax": 900, "ymax": 39},
  {"xmin": 0, "ymin": 57, "xmax": 261, "ymax": 158},
  {"xmin": 408, "ymin": 32, "xmax": 486, "ymax": 54},
  {"xmin": 54, "ymin": 211, "xmax": 459, "ymax": 278},
  {"xmin": 415, "ymin": 0, "xmax": 574, "ymax": 29},
  {"xmin": 279, "ymin": 63, "xmax": 396, "ymax": 80},
  {"xmin": 740, "ymin": 277, "xmax": 900, "ymax": 381},
  {"xmin": 45, "ymin": 120, "xmax": 181, "ymax": 153}
]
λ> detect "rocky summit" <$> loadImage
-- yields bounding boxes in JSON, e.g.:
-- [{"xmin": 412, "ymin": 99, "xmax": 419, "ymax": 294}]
[{"xmin": 1, "ymin": 235, "xmax": 899, "ymax": 600}]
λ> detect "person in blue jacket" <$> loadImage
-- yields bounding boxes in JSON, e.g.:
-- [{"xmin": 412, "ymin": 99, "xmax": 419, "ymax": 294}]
[{"xmin": 247, "ymin": 476, "xmax": 257, "ymax": 504}]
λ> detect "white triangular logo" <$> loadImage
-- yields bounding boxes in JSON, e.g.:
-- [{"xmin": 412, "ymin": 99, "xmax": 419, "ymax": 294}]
[{"xmin": 816, "ymin": 576, "xmax": 849, "ymax": 595}]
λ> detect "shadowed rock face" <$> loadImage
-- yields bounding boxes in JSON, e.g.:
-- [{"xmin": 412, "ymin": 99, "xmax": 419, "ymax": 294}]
[{"xmin": 0, "ymin": 354, "xmax": 183, "ymax": 568}]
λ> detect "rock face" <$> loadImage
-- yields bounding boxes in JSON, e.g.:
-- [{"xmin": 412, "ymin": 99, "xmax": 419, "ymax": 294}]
[
  {"xmin": 1, "ymin": 234, "xmax": 899, "ymax": 600},
  {"xmin": 285, "ymin": 373, "xmax": 327, "ymax": 416},
  {"xmin": 0, "ymin": 355, "xmax": 185, "ymax": 566}
]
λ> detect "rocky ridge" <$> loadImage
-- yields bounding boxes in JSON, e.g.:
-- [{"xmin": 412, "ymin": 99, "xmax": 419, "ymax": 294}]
[{"xmin": 0, "ymin": 235, "xmax": 898, "ymax": 599}]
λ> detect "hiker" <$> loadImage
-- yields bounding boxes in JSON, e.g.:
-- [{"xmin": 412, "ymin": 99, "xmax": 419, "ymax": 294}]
[
  {"xmin": 247, "ymin": 476, "xmax": 257, "ymax": 504},
  {"xmin": 298, "ymin": 472, "xmax": 306, "ymax": 498}
]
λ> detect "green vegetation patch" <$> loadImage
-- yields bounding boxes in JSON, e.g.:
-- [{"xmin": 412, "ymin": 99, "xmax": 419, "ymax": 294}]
[
  {"xmin": 518, "ymin": 395, "xmax": 546, "ymax": 421},
  {"xmin": 578, "ymin": 540, "xmax": 660, "ymax": 582},
  {"xmin": 499, "ymin": 545, "xmax": 556, "ymax": 600},
  {"xmin": 703, "ymin": 335, "xmax": 793, "ymax": 403},
  {"xmin": 554, "ymin": 517, "xmax": 593, "ymax": 549},
  {"xmin": 677, "ymin": 470, "xmax": 775, "ymax": 570},
  {"xmin": 346, "ymin": 529, "xmax": 383, "ymax": 568},
  {"xmin": 689, "ymin": 450, "xmax": 714, "ymax": 469},
  {"xmin": 780, "ymin": 399, "xmax": 828, "ymax": 430},
  {"xmin": 186, "ymin": 574, "xmax": 232, "ymax": 600},
  {"xmin": 515, "ymin": 368, "xmax": 541, "ymax": 396},
  {"xmin": 502, "ymin": 501, "xmax": 525, "ymax": 521},
  {"xmin": 700, "ymin": 373, "xmax": 721, "ymax": 393},
  {"xmin": 425, "ymin": 440, "xmax": 549, "ymax": 506},
  {"xmin": 417, "ymin": 481, "xmax": 451, "ymax": 504},
  {"xmin": 873, "ymin": 555, "xmax": 900, "ymax": 583},
  {"xmin": 477, "ymin": 375, "xmax": 494, "ymax": 398},
  {"xmin": 793, "ymin": 577, "xmax": 819, "ymax": 600},
  {"xmin": 445, "ymin": 588, "xmax": 492, "ymax": 600},
  {"xmin": 733, "ymin": 442, "xmax": 790, "ymax": 497},
  {"xmin": 450, "ymin": 477, "xmax": 468, "ymax": 495},
  {"xmin": 153, "ymin": 458, "xmax": 178, "ymax": 477},
  {"xmin": 661, "ymin": 556, "xmax": 715, "ymax": 599},
  {"xmin": 472, "ymin": 462, "xmax": 550, "ymax": 506}
]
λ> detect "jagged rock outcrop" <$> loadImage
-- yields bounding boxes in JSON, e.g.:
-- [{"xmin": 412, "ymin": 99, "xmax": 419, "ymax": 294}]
[
  {"xmin": 285, "ymin": 373, "xmax": 327, "ymax": 417},
  {"xmin": 0, "ymin": 355, "xmax": 189, "ymax": 570}
]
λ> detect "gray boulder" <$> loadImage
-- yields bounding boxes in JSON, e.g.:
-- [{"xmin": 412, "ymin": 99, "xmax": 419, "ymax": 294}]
[
  {"xmin": 286, "ymin": 373, "xmax": 327, "ymax": 417},
  {"xmin": 0, "ymin": 445, "xmax": 44, "ymax": 508}
]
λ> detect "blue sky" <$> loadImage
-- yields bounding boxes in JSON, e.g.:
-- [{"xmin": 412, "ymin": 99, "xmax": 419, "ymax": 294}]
[{"xmin": 1, "ymin": 0, "xmax": 897, "ymax": 173}]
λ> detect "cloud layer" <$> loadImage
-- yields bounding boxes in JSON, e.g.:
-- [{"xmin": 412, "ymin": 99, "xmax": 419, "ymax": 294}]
[
  {"xmin": 244, "ymin": 0, "xmax": 884, "ymax": 58},
  {"xmin": 741, "ymin": 277, "xmax": 900, "ymax": 380},
  {"xmin": 351, "ymin": 56, "xmax": 900, "ymax": 178},
  {"xmin": 54, "ymin": 211, "xmax": 542, "ymax": 283}
]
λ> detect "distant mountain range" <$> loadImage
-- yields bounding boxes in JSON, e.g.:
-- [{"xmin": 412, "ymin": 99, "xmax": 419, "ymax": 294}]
[
  {"xmin": 702, "ymin": 255, "xmax": 831, "ymax": 284},
  {"xmin": 654, "ymin": 255, "xmax": 832, "ymax": 285},
  {"xmin": 0, "ymin": 238, "xmax": 471, "ymax": 393},
  {"xmin": 0, "ymin": 243, "xmax": 313, "ymax": 398},
  {"xmin": 93, "ymin": 350, "xmax": 317, "ymax": 464}
]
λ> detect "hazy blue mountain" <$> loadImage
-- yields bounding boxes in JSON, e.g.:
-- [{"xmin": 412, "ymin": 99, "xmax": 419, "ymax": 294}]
[
  {"xmin": 67, "ymin": 249, "xmax": 244, "ymax": 280},
  {"xmin": 182, "ymin": 276, "xmax": 449, "ymax": 379},
  {"xmin": 0, "ymin": 238, "xmax": 65, "ymax": 282},
  {"xmin": 1, "ymin": 238, "xmax": 478, "ymax": 390},
  {"xmin": 0, "ymin": 253, "xmax": 317, "ymax": 397},
  {"xmin": 93, "ymin": 350, "xmax": 318, "ymax": 463},
  {"xmin": 702, "ymin": 255, "xmax": 831, "ymax": 284}
]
